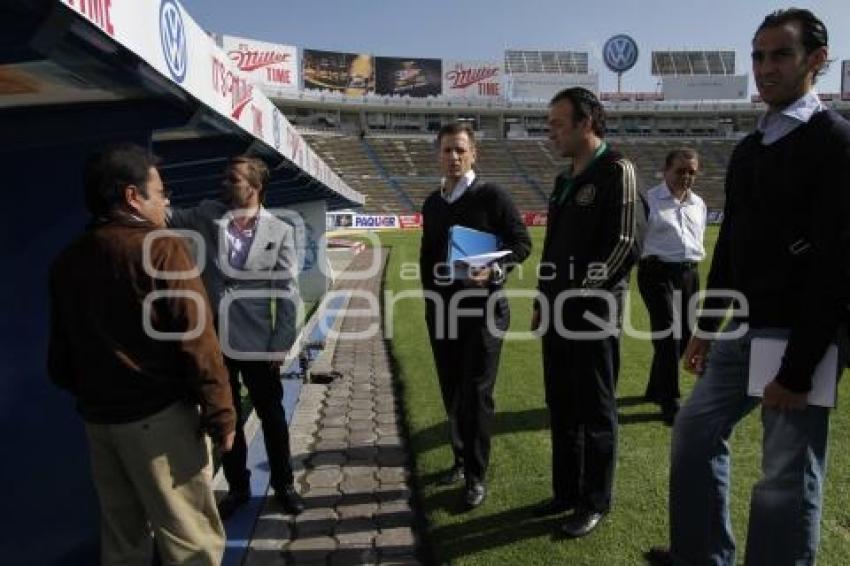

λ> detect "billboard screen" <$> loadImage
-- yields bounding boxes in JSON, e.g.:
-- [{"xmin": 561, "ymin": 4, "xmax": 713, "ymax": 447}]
[
  {"xmin": 303, "ymin": 49, "xmax": 374, "ymax": 95},
  {"xmin": 374, "ymin": 56, "xmax": 442, "ymax": 97},
  {"xmin": 443, "ymin": 60, "xmax": 502, "ymax": 98},
  {"xmin": 221, "ymin": 35, "xmax": 297, "ymax": 96},
  {"xmin": 507, "ymin": 72, "xmax": 598, "ymax": 101},
  {"xmin": 843, "ymin": 60, "xmax": 850, "ymax": 101},
  {"xmin": 662, "ymin": 75, "xmax": 747, "ymax": 100}
]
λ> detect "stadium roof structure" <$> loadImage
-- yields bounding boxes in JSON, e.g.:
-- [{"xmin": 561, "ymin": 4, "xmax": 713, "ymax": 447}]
[
  {"xmin": 504, "ymin": 50, "xmax": 589, "ymax": 74},
  {"xmin": 0, "ymin": 0, "xmax": 364, "ymax": 211},
  {"xmin": 651, "ymin": 50, "xmax": 736, "ymax": 76}
]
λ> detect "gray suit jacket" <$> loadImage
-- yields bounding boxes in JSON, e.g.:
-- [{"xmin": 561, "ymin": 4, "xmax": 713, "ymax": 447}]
[{"xmin": 169, "ymin": 200, "xmax": 299, "ymax": 358}]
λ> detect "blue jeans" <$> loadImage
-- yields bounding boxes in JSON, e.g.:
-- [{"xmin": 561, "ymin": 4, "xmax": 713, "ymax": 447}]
[{"xmin": 669, "ymin": 322, "xmax": 830, "ymax": 566}]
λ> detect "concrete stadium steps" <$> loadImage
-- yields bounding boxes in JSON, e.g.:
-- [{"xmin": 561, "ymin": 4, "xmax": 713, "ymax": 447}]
[
  {"xmin": 367, "ymin": 138, "xmax": 438, "ymax": 178},
  {"xmin": 611, "ymin": 138, "xmax": 736, "ymax": 208},
  {"xmin": 303, "ymin": 134, "xmax": 409, "ymax": 213},
  {"xmin": 302, "ymin": 132, "xmax": 738, "ymax": 214}
]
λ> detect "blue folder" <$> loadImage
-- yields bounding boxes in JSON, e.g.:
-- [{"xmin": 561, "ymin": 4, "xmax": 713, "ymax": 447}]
[{"xmin": 447, "ymin": 225, "xmax": 501, "ymax": 264}]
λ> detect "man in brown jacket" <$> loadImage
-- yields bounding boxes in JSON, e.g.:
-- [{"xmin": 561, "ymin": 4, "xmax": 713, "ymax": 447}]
[{"xmin": 48, "ymin": 144, "xmax": 236, "ymax": 565}]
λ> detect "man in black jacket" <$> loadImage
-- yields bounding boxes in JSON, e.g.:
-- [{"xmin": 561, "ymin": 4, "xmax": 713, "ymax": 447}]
[
  {"xmin": 532, "ymin": 88, "xmax": 645, "ymax": 538},
  {"xmin": 647, "ymin": 9, "xmax": 850, "ymax": 566},
  {"xmin": 419, "ymin": 122, "xmax": 531, "ymax": 509}
]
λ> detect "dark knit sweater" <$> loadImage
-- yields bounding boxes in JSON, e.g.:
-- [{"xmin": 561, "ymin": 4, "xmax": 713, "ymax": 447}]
[
  {"xmin": 419, "ymin": 178, "xmax": 532, "ymax": 294},
  {"xmin": 698, "ymin": 109, "xmax": 850, "ymax": 392}
]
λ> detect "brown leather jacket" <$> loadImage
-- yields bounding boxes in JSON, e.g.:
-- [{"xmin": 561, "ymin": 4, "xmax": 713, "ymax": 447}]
[{"xmin": 47, "ymin": 215, "xmax": 235, "ymax": 440}]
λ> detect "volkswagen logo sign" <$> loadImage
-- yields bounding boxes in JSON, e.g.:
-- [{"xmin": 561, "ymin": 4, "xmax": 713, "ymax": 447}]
[
  {"xmin": 159, "ymin": 0, "xmax": 187, "ymax": 83},
  {"xmin": 272, "ymin": 110, "xmax": 282, "ymax": 150},
  {"xmin": 603, "ymin": 34, "xmax": 639, "ymax": 74}
]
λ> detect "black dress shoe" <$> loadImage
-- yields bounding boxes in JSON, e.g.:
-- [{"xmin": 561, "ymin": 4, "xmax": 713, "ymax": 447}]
[
  {"xmin": 217, "ymin": 487, "xmax": 250, "ymax": 520},
  {"xmin": 437, "ymin": 465, "xmax": 465, "ymax": 486},
  {"xmin": 274, "ymin": 484, "xmax": 305, "ymax": 515},
  {"xmin": 644, "ymin": 546, "xmax": 675, "ymax": 565},
  {"xmin": 532, "ymin": 498, "xmax": 574, "ymax": 517},
  {"xmin": 465, "ymin": 481, "xmax": 486, "ymax": 509},
  {"xmin": 561, "ymin": 509, "xmax": 605, "ymax": 538}
]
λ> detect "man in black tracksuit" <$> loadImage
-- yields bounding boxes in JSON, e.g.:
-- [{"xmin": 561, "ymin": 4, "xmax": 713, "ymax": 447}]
[
  {"xmin": 419, "ymin": 122, "xmax": 531, "ymax": 509},
  {"xmin": 532, "ymin": 88, "xmax": 646, "ymax": 537}
]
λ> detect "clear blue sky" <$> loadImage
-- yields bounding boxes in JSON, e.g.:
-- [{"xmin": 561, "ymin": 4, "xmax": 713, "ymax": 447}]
[{"xmin": 178, "ymin": 0, "xmax": 849, "ymax": 94}]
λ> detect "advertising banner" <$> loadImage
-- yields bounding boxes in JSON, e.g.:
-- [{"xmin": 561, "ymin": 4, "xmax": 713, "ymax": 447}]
[
  {"xmin": 443, "ymin": 60, "xmax": 502, "ymax": 98},
  {"xmin": 353, "ymin": 214, "xmax": 398, "ymax": 229},
  {"xmin": 662, "ymin": 75, "xmax": 747, "ymax": 100},
  {"xmin": 303, "ymin": 49, "xmax": 374, "ymax": 95},
  {"xmin": 522, "ymin": 211, "xmax": 548, "ymax": 226},
  {"xmin": 507, "ymin": 72, "xmax": 599, "ymax": 101},
  {"xmin": 327, "ymin": 211, "xmax": 355, "ymax": 230},
  {"xmin": 60, "ymin": 0, "xmax": 360, "ymax": 206},
  {"xmin": 398, "ymin": 213, "xmax": 423, "ymax": 229},
  {"xmin": 221, "ymin": 34, "xmax": 298, "ymax": 96},
  {"xmin": 375, "ymin": 56, "xmax": 442, "ymax": 97}
]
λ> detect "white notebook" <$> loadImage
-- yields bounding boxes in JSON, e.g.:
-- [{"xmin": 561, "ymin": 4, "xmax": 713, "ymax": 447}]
[{"xmin": 747, "ymin": 337, "xmax": 839, "ymax": 408}]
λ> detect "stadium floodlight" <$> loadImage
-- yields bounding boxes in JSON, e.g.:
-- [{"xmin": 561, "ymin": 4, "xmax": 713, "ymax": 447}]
[
  {"xmin": 504, "ymin": 50, "xmax": 589, "ymax": 74},
  {"xmin": 651, "ymin": 50, "xmax": 735, "ymax": 76}
]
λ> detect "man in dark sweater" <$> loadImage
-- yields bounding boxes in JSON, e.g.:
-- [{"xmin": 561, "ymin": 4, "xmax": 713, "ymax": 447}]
[
  {"xmin": 419, "ymin": 122, "xmax": 531, "ymax": 509},
  {"xmin": 647, "ymin": 9, "xmax": 850, "ymax": 566},
  {"xmin": 531, "ymin": 88, "xmax": 645, "ymax": 538},
  {"xmin": 48, "ymin": 144, "xmax": 236, "ymax": 564}
]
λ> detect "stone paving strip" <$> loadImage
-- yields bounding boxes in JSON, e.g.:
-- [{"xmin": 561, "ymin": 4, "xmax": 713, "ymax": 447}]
[{"xmin": 243, "ymin": 248, "xmax": 422, "ymax": 566}]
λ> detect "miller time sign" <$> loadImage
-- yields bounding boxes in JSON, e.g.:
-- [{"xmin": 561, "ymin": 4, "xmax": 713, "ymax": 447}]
[
  {"xmin": 221, "ymin": 35, "xmax": 298, "ymax": 94},
  {"xmin": 443, "ymin": 60, "xmax": 502, "ymax": 98}
]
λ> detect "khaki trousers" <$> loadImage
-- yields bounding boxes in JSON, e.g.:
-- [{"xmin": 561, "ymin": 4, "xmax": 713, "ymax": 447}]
[{"xmin": 85, "ymin": 402, "xmax": 225, "ymax": 565}]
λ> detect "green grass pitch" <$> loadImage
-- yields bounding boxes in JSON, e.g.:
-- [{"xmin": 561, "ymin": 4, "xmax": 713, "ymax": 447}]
[{"xmin": 374, "ymin": 226, "xmax": 850, "ymax": 565}]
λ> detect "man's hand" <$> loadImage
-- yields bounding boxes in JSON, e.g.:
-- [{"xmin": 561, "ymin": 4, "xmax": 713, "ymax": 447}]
[
  {"xmin": 763, "ymin": 380, "xmax": 807, "ymax": 411},
  {"xmin": 683, "ymin": 336, "xmax": 710, "ymax": 376},
  {"xmin": 467, "ymin": 266, "xmax": 491, "ymax": 287},
  {"xmin": 531, "ymin": 308, "xmax": 541, "ymax": 332},
  {"xmin": 219, "ymin": 430, "xmax": 236, "ymax": 452}
]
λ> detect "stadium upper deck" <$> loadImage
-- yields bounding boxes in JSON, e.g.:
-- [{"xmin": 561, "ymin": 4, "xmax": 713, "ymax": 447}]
[{"xmin": 208, "ymin": 32, "xmax": 850, "ymax": 215}]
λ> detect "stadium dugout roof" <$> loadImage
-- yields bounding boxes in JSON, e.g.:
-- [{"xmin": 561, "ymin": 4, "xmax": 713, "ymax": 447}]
[
  {"xmin": 504, "ymin": 50, "xmax": 589, "ymax": 74},
  {"xmin": 651, "ymin": 50, "xmax": 735, "ymax": 76},
  {"xmin": 0, "ymin": 0, "xmax": 364, "ymax": 210}
]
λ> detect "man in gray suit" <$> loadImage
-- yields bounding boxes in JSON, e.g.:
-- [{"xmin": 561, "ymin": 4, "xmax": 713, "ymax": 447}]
[{"xmin": 169, "ymin": 155, "xmax": 303, "ymax": 517}]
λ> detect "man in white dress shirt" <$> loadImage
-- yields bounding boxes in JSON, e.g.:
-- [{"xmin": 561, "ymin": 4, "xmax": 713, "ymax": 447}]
[{"xmin": 637, "ymin": 148, "xmax": 706, "ymax": 424}]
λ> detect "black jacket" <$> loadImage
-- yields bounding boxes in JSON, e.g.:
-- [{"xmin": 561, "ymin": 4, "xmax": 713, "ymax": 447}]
[
  {"xmin": 419, "ymin": 178, "xmax": 532, "ymax": 295},
  {"xmin": 538, "ymin": 147, "xmax": 646, "ymax": 301},
  {"xmin": 698, "ymin": 109, "xmax": 850, "ymax": 392}
]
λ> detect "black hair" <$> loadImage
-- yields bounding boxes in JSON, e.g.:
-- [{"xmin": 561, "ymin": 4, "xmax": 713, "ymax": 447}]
[
  {"xmin": 549, "ymin": 87, "xmax": 606, "ymax": 138},
  {"xmin": 755, "ymin": 8, "xmax": 829, "ymax": 81},
  {"xmin": 83, "ymin": 143, "xmax": 159, "ymax": 216}
]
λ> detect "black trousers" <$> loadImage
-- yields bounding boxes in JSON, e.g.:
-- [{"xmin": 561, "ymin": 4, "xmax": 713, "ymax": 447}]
[
  {"xmin": 543, "ymin": 329, "xmax": 620, "ymax": 513},
  {"xmin": 425, "ymin": 294, "xmax": 509, "ymax": 483},
  {"xmin": 636, "ymin": 260, "xmax": 699, "ymax": 405},
  {"xmin": 221, "ymin": 357, "xmax": 294, "ymax": 492}
]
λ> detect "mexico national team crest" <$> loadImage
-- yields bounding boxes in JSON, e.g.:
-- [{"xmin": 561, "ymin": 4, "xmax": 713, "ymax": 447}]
[{"xmin": 575, "ymin": 184, "xmax": 597, "ymax": 206}]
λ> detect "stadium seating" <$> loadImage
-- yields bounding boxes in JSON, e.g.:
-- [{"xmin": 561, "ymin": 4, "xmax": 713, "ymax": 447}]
[{"xmin": 304, "ymin": 132, "xmax": 736, "ymax": 213}]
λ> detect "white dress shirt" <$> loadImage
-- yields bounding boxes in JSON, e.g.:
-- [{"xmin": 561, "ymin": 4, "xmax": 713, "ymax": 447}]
[
  {"xmin": 757, "ymin": 90, "xmax": 823, "ymax": 145},
  {"xmin": 441, "ymin": 170, "xmax": 476, "ymax": 203},
  {"xmin": 642, "ymin": 182, "xmax": 707, "ymax": 263}
]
